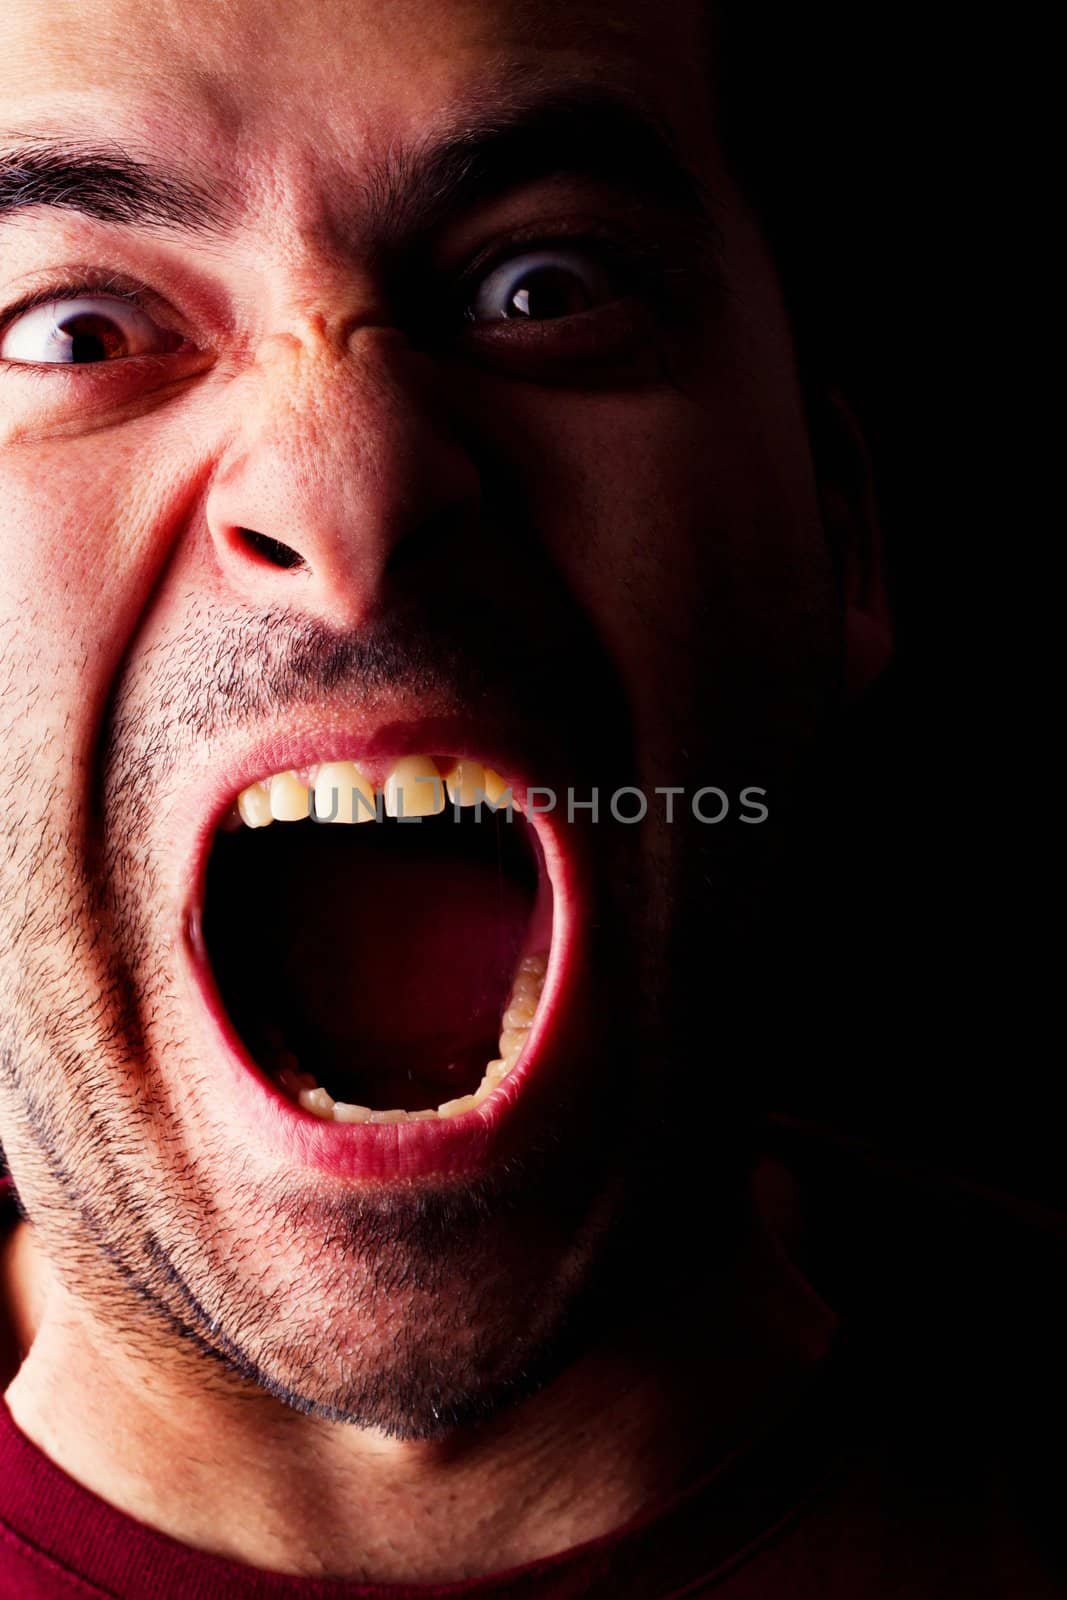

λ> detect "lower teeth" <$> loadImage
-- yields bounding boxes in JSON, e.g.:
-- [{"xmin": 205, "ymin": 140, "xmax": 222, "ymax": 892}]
[{"xmin": 273, "ymin": 953, "xmax": 547, "ymax": 1123}]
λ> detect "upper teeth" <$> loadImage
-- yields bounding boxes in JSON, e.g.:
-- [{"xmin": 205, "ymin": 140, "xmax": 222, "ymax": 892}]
[{"xmin": 233, "ymin": 757, "xmax": 510, "ymax": 829}]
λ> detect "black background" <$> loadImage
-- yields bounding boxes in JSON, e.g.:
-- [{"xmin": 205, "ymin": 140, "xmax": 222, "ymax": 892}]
[{"xmin": 728, "ymin": 7, "xmax": 1058, "ymax": 1215}]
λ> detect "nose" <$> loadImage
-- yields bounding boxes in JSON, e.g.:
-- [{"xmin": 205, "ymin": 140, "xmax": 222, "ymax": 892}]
[{"xmin": 205, "ymin": 325, "xmax": 480, "ymax": 629}]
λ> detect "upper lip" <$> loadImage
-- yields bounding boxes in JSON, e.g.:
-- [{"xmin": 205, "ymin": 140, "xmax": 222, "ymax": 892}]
[{"xmin": 178, "ymin": 706, "xmax": 573, "ymax": 921}]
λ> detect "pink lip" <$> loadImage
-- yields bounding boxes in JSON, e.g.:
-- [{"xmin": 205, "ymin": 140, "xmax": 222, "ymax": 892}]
[{"xmin": 178, "ymin": 713, "xmax": 594, "ymax": 1182}]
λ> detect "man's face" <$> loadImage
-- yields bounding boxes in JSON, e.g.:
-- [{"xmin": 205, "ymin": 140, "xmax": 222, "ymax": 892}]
[{"xmin": 0, "ymin": 0, "xmax": 838, "ymax": 1433}]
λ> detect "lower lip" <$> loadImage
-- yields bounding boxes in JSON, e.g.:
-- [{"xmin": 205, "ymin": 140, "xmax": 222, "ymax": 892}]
[{"xmin": 180, "ymin": 826, "xmax": 587, "ymax": 1183}]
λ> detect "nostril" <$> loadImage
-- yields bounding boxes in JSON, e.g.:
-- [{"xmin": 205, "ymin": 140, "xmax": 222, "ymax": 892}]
[{"xmin": 236, "ymin": 529, "xmax": 308, "ymax": 572}]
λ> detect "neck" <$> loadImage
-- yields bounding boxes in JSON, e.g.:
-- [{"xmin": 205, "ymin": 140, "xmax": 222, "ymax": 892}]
[{"xmin": 1, "ymin": 1167, "xmax": 835, "ymax": 1584}]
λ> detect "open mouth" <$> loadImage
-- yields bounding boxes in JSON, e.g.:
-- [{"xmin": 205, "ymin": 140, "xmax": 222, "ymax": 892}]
[{"xmin": 200, "ymin": 756, "xmax": 553, "ymax": 1127}]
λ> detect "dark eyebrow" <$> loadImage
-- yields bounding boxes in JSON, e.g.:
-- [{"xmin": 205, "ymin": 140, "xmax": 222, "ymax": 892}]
[
  {"xmin": 0, "ymin": 89, "xmax": 712, "ymax": 248},
  {"xmin": 366, "ymin": 88, "xmax": 714, "ymax": 245},
  {"xmin": 0, "ymin": 139, "xmax": 227, "ymax": 232}
]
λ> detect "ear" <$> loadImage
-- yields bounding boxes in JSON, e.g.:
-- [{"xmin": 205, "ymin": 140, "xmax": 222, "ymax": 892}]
[{"xmin": 814, "ymin": 391, "xmax": 894, "ymax": 700}]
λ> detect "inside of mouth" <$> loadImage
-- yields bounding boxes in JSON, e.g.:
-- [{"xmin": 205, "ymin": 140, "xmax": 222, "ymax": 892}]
[{"xmin": 203, "ymin": 787, "xmax": 550, "ymax": 1123}]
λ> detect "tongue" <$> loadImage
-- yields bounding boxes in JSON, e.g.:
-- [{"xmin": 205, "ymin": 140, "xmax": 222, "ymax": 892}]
[{"xmin": 274, "ymin": 841, "xmax": 532, "ymax": 1104}]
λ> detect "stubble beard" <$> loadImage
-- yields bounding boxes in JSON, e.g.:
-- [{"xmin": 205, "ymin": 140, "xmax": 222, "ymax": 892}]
[{"xmin": 0, "ymin": 613, "xmax": 683, "ymax": 1440}]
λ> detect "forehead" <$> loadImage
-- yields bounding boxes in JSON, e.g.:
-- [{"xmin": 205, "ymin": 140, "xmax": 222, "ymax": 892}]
[{"xmin": 0, "ymin": 0, "xmax": 710, "ymax": 197}]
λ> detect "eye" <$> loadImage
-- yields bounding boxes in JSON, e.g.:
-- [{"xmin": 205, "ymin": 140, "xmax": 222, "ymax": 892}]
[
  {"xmin": 469, "ymin": 248, "xmax": 621, "ymax": 324},
  {"xmin": 0, "ymin": 294, "xmax": 188, "ymax": 365}
]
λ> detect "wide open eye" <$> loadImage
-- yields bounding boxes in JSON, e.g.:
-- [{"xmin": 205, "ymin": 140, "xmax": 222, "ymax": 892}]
[
  {"xmin": 469, "ymin": 248, "xmax": 621, "ymax": 324},
  {"xmin": 0, "ymin": 294, "xmax": 188, "ymax": 365}
]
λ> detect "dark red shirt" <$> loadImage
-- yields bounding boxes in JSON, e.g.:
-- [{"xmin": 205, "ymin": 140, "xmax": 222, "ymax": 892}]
[{"xmin": 0, "ymin": 1130, "xmax": 1060, "ymax": 1598}]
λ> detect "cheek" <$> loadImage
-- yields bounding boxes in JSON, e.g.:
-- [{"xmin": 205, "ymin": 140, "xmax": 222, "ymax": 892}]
[
  {"xmin": 0, "ymin": 431, "xmax": 206, "ymax": 767},
  {"xmin": 466, "ymin": 384, "xmax": 839, "ymax": 775}
]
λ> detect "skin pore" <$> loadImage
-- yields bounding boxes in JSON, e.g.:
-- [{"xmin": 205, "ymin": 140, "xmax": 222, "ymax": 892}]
[{"xmin": 0, "ymin": 0, "xmax": 880, "ymax": 1583}]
